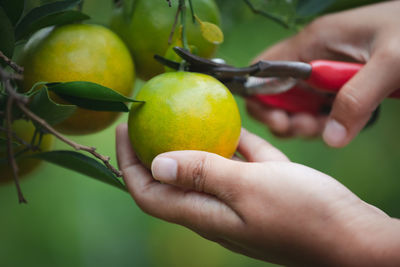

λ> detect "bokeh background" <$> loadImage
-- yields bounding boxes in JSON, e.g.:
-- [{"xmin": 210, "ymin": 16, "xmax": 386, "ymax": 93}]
[{"xmin": 1, "ymin": 0, "xmax": 398, "ymax": 266}]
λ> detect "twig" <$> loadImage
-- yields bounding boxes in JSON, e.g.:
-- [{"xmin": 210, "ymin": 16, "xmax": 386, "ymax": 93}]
[
  {"xmin": 168, "ymin": 3, "xmax": 181, "ymax": 45},
  {"xmin": 243, "ymin": 0, "xmax": 290, "ymax": 29},
  {"xmin": 188, "ymin": 0, "xmax": 195, "ymax": 23},
  {"xmin": 0, "ymin": 126, "xmax": 40, "ymax": 151},
  {"xmin": 0, "ymin": 50, "xmax": 24, "ymax": 74},
  {"xmin": 179, "ymin": 0, "xmax": 189, "ymax": 50},
  {"xmin": 15, "ymin": 102, "xmax": 122, "ymax": 177},
  {"xmin": 5, "ymin": 84, "xmax": 27, "ymax": 203},
  {"xmin": 166, "ymin": 0, "xmax": 171, "ymax": 7}
]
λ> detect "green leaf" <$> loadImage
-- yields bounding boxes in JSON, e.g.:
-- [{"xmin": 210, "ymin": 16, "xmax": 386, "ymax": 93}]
[
  {"xmin": 47, "ymin": 81, "xmax": 138, "ymax": 102},
  {"xmin": 30, "ymin": 150, "xmax": 127, "ymax": 191},
  {"xmin": 0, "ymin": 6, "xmax": 15, "ymax": 61},
  {"xmin": 0, "ymin": 0, "xmax": 24, "ymax": 25},
  {"xmin": 296, "ymin": 0, "xmax": 336, "ymax": 17},
  {"xmin": 195, "ymin": 16, "xmax": 224, "ymax": 45},
  {"xmin": 15, "ymin": 10, "xmax": 89, "ymax": 41},
  {"xmin": 54, "ymin": 94, "xmax": 131, "ymax": 112},
  {"xmin": 47, "ymin": 81, "xmax": 143, "ymax": 112},
  {"xmin": 14, "ymin": 0, "xmax": 88, "ymax": 40},
  {"xmin": 29, "ymin": 87, "xmax": 77, "ymax": 126}
]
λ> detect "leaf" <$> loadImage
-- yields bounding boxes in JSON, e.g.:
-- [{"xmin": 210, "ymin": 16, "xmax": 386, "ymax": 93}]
[
  {"xmin": 0, "ymin": 6, "xmax": 15, "ymax": 61},
  {"xmin": 56, "ymin": 94, "xmax": 131, "ymax": 112},
  {"xmin": 30, "ymin": 150, "xmax": 127, "ymax": 191},
  {"xmin": 195, "ymin": 16, "xmax": 224, "ymax": 45},
  {"xmin": 14, "ymin": 0, "xmax": 88, "ymax": 40},
  {"xmin": 28, "ymin": 87, "xmax": 77, "ymax": 126},
  {"xmin": 0, "ymin": 0, "xmax": 24, "ymax": 25},
  {"xmin": 47, "ymin": 81, "xmax": 143, "ymax": 112},
  {"xmin": 296, "ymin": 0, "xmax": 336, "ymax": 17},
  {"xmin": 15, "ymin": 10, "xmax": 89, "ymax": 41}
]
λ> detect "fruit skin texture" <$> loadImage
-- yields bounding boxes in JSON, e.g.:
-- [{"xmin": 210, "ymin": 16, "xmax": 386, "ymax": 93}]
[
  {"xmin": 109, "ymin": 0, "xmax": 220, "ymax": 80},
  {"xmin": 0, "ymin": 120, "xmax": 53, "ymax": 184},
  {"xmin": 128, "ymin": 72, "xmax": 241, "ymax": 169},
  {"xmin": 20, "ymin": 24, "xmax": 135, "ymax": 135}
]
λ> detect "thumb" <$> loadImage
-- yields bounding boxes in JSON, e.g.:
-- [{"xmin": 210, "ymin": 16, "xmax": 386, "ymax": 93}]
[
  {"xmin": 323, "ymin": 51, "xmax": 400, "ymax": 147},
  {"xmin": 151, "ymin": 151, "xmax": 248, "ymax": 200}
]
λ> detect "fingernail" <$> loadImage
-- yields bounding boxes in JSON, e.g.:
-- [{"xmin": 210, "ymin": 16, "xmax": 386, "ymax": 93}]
[
  {"xmin": 151, "ymin": 157, "xmax": 177, "ymax": 182},
  {"xmin": 323, "ymin": 119, "xmax": 347, "ymax": 147}
]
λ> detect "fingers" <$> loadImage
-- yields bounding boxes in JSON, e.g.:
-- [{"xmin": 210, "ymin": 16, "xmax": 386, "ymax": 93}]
[
  {"xmin": 252, "ymin": 15, "xmax": 353, "ymax": 63},
  {"xmin": 246, "ymin": 99, "xmax": 290, "ymax": 134},
  {"xmin": 246, "ymin": 99, "xmax": 326, "ymax": 138},
  {"xmin": 116, "ymin": 123, "xmax": 242, "ymax": 232},
  {"xmin": 323, "ymin": 46, "xmax": 400, "ymax": 147},
  {"xmin": 252, "ymin": 36, "xmax": 301, "ymax": 62},
  {"xmin": 151, "ymin": 151, "xmax": 249, "ymax": 202},
  {"xmin": 238, "ymin": 129, "xmax": 289, "ymax": 162},
  {"xmin": 116, "ymin": 123, "xmax": 141, "ymax": 169}
]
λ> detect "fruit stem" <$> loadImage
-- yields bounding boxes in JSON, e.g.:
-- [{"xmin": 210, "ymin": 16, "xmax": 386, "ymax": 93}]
[{"xmin": 179, "ymin": 0, "xmax": 189, "ymax": 50}]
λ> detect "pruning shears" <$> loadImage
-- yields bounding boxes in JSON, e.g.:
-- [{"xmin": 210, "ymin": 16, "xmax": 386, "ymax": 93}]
[{"xmin": 155, "ymin": 47, "xmax": 400, "ymax": 115}]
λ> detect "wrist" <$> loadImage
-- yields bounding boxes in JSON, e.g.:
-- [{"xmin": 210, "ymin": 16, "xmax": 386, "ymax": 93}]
[
  {"xmin": 361, "ymin": 216, "xmax": 400, "ymax": 265},
  {"xmin": 335, "ymin": 207, "xmax": 400, "ymax": 266}
]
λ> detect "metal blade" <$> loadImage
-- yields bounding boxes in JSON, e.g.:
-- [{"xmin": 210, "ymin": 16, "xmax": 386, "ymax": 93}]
[{"xmin": 244, "ymin": 77, "xmax": 298, "ymax": 95}]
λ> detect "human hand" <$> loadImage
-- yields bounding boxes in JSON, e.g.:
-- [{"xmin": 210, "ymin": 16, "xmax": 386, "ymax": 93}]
[
  {"xmin": 116, "ymin": 123, "xmax": 399, "ymax": 266},
  {"xmin": 247, "ymin": 1, "xmax": 400, "ymax": 147}
]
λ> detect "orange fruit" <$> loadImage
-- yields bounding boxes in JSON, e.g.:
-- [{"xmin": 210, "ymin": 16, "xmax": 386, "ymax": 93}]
[
  {"xmin": 20, "ymin": 24, "xmax": 135, "ymax": 135},
  {"xmin": 0, "ymin": 120, "xmax": 53, "ymax": 184},
  {"xmin": 127, "ymin": 71, "xmax": 241, "ymax": 168},
  {"xmin": 109, "ymin": 0, "xmax": 220, "ymax": 80}
]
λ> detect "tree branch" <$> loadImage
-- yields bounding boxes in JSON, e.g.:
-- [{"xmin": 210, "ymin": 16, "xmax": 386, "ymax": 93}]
[
  {"xmin": 243, "ymin": 0, "xmax": 290, "ymax": 29},
  {"xmin": 15, "ymin": 102, "xmax": 122, "ymax": 177},
  {"xmin": 0, "ymin": 126, "xmax": 40, "ymax": 151},
  {"xmin": 1, "ymin": 64, "xmax": 123, "ymax": 203},
  {"xmin": 0, "ymin": 50, "xmax": 24, "ymax": 74},
  {"xmin": 5, "ymin": 83, "xmax": 27, "ymax": 203},
  {"xmin": 168, "ymin": 3, "xmax": 181, "ymax": 45}
]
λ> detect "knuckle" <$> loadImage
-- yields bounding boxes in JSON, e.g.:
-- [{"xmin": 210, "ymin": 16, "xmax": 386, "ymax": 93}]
[
  {"xmin": 187, "ymin": 155, "xmax": 210, "ymax": 192},
  {"xmin": 301, "ymin": 15, "xmax": 332, "ymax": 44},
  {"xmin": 335, "ymin": 86, "xmax": 369, "ymax": 119},
  {"xmin": 375, "ymin": 39, "xmax": 400, "ymax": 64}
]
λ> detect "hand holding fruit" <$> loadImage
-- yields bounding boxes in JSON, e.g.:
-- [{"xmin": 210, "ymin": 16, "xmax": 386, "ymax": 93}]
[
  {"xmin": 116, "ymin": 125, "xmax": 400, "ymax": 266},
  {"xmin": 247, "ymin": 1, "xmax": 400, "ymax": 147}
]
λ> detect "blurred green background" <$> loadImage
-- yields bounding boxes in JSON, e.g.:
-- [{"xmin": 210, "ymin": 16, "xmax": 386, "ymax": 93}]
[{"xmin": 0, "ymin": 0, "xmax": 398, "ymax": 266}]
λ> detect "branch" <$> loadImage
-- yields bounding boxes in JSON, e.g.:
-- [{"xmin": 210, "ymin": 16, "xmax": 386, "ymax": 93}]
[
  {"xmin": 1, "ymin": 65, "xmax": 122, "ymax": 178},
  {"xmin": 5, "ymin": 83, "xmax": 27, "ymax": 203},
  {"xmin": 243, "ymin": 0, "xmax": 290, "ymax": 29},
  {"xmin": 188, "ymin": 0, "xmax": 195, "ymax": 23},
  {"xmin": 0, "ymin": 50, "xmax": 24, "ymax": 74},
  {"xmin": 15, "ymin": 102, "xmax": 123, "ymax": 177},
  {"xmin": 168, "ymin": 3, "xmax": 181, "ymax": 45},
  {"xmin": 0, "ymin": 126, "xmax": 40, "ymax": 151}
]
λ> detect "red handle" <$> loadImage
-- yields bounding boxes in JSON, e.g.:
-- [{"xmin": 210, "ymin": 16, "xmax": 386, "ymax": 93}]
[
  {"xmin": 255, "ymin": 60, "xmax": 400, "ymax": 115},
  {"xmin": 307, "ymin": 60, "xmax": 362, "ymax": 92}
]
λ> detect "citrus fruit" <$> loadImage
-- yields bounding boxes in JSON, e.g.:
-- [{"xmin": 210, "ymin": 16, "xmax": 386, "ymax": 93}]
[
  {"xmin": 127, "ymin": 71, "xmax": 241, "ymax": 169},
  {"xmin": 109, "ymin": 0, "xmax": 220, "ymax": 80},
  {"xmin": 0, "ymin": 120, "xmax": 53, "ymax": 184},
  {"xmin": 20, "ymin": 24, "xmax": 135, "ymax": 135}
]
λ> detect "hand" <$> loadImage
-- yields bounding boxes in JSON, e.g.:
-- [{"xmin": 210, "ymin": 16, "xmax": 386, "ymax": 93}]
[
  {"xmin": 247, "ymin": 1, "xmax": 400, "ymax": 147},
  {"xmin": 116, "ymin": 123, "xmax": 400, "ymax": 266}
]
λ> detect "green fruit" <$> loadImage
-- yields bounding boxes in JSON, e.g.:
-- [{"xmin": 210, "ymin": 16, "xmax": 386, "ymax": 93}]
[
  {"xmin": 20, "ymin": 24, "xmax": 135, "ymax": 135},
  {"xmin": 110, "ymin": 0, "xmax": 220, "ymax": 80},
  {"xmin": 127, "ymin": 71, "xmax": 241, "ymax": 168}
]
